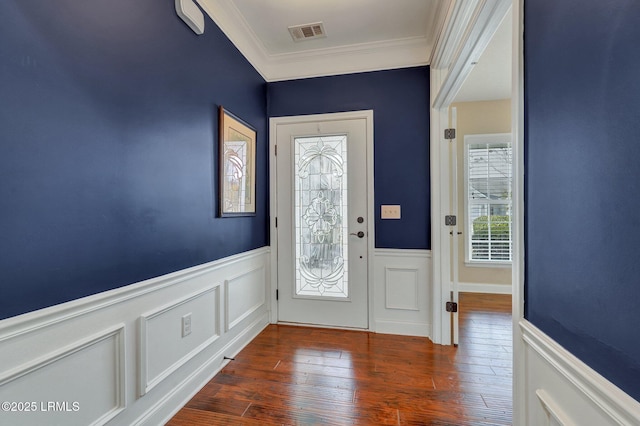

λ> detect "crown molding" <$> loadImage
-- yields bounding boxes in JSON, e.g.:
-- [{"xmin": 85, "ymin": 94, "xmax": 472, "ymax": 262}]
[
  {"xmin": 196, "ymin": 0, "xmax": 270, "ymax": 79},
  {"xmin": 263, "ymin": 36, "xmax": 432, "ymax": 82},
  {"xmin": 198, "ymin": 0, "xmax": 442, "ymax": 81}
]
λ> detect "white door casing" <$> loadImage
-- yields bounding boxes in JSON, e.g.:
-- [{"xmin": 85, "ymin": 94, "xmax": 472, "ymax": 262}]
[
  {"xmin": 430, "ymin": 0, "xmax": 519, "ymax": 423},
  {"xmin": 449, "ymin": 106, "xmax": 460, "ymax": 346},
  {"xmin": 269, "ymin": 111, "xmax": 374, "ymax": 329},
  {"xmin": 430, "ymin": 0, "xmax": 512, "ymax": 344}
]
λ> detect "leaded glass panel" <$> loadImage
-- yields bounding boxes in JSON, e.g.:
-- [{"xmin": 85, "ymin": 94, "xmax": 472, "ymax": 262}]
[{"xmin": 294, "ymin": 135, "xmax": 349, "ymax": 298}]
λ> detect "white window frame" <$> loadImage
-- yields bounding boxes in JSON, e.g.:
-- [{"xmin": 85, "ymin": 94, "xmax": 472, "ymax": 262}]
[{"xmin": 464, "ymin": 133, "xmax": 512, "ymax": 266}]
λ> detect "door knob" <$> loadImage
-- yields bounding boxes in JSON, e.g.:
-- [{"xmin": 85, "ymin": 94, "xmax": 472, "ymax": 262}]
[{"xmin": 350, "ymin": 231, "xmax": 365, "ymax": 238}]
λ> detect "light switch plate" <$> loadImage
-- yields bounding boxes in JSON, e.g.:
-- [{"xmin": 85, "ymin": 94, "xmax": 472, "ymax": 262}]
[{"xmin": 381, "ymin": 205, "xmax": 401, "ymax": 219}]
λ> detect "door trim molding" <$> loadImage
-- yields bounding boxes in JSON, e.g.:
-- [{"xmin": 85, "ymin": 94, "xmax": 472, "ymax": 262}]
[
  {"xmin": 269, "ymin": 110, "xmax": 375, "ymax": 330},
  {"xmin": 512, "ymin": 0, "xmax": 526, "ymax": 424},
  {"xmin": 429, "ymin": 0, "xmax": 512, "ymax": 345}
]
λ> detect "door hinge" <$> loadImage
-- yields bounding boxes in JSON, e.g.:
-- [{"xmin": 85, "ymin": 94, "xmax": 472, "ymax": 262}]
[
  {"xmin": 276, "ymin": 289, "xmax": 279, "ymax": 300},
  {"xmin": 445, "ymin": 215, "xmax": 457, "ymax": 226},
  {"xmin": 444, "ymin": 128, "xmax": 456, "ymax": 140},
  {"xmin": 446, "ymin": 301, "xmax": 458, "ymax": 313},
  {"xmin": 275, "ymin": 217, "xmax": 277, "ymax": 228},
  {"xmin": 275, "ymin": 145, "xmax": 277, "ymax": 156}
]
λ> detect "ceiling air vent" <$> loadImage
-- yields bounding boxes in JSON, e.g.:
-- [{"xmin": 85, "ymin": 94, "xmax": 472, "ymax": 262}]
[{"xmin": 288, "ymin": 22, "xmax": 326, "ymax": 42}]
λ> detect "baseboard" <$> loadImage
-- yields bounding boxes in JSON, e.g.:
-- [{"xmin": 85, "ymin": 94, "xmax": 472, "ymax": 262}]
[
  {"xmin": 0, "ymin": 247, "xmax": 271, "ymax": 426},
  {"xmin": 458, "ymin": 282, "xmax": 512, "ymax": 294},
  {"xmin": 136, "ymin": 313, "xmax": 269, "ymax": 426},
  {"xmin": 374, "ymin": 320, "xmax": 431, "ymax": 337},
  {"xmin": 520, "ymin": 320, "xmax": 640, "ymax": 425}
]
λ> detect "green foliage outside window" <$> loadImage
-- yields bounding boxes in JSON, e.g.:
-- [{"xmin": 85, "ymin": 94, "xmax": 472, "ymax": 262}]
[
  {"xmin": 472, "ymin": 215, "xmax": 510, "ymax": 240},
  {"xmin": 471, "ymin": 215, "xmax": 511, "ymax": 260}
]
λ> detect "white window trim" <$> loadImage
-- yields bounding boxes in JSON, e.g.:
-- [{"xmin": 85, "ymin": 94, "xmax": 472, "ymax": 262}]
[{"xmin": 464, "ymin": 132, "xmax": 513, "ymax": 265}]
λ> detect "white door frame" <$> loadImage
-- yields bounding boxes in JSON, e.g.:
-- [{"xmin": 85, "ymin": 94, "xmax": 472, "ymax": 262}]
[
  {"xmin": 429, "ymin": 0, "xmax": 523, "ymax": 423},
  {"xmin": 430, "ymin": 0, "xmax": 512, "ymax": 345},
  {"xmin": 269, "ymin": 110, "xmax": 375, "ymax": 330},
  {"xmin": 511, "ymin": 0, "xmax": 526, "ymax": 423}
]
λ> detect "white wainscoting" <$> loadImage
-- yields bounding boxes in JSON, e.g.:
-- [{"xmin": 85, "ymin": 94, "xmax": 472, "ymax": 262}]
[
  {"xmin": 520, "ymin": 320, "xmax": 640, "ymax": 426},
  {"xmin": 225, "ymin": 266, "xmax": 266, "ymax": 332},
  {"xmin": 0, "ymin": 325, "xmax": 126, "ymax": 426},
  {"xmin": 373, "ymin": 249, "xmax": 431, "ymax": 337},
  {"xmin": 0, "ymin": 247, "xmax": 270, "ymax": 426},
  {"xmin": 138, "ymin": 285, "xmax": 221, "ymax": 397}
]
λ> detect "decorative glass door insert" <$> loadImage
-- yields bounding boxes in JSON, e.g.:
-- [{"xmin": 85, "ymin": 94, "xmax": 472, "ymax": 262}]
[{"xmin": 294, "ymin": 135, "xmax": 349, "ymax": 298}]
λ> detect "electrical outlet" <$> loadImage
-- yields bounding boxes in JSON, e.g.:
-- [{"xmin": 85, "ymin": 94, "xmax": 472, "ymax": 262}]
[
  {"xmin": 381, "ymin": 205, "xmax": 401, "ymax": 219},
  {"xmin": 182, "ymin": 313, "xmax": 192, "ymax": 337}
]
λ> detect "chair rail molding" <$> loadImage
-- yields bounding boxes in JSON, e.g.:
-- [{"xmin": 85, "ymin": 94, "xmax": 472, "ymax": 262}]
[{"xmin": 521, "ymin": 320, "xmax": 640, "ymax": 425}]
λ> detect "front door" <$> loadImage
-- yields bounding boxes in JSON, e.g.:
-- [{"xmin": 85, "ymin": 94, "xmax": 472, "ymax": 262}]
[{"xmin": 273, "ymin": 111, "xmax": 371, "ymax": 329}]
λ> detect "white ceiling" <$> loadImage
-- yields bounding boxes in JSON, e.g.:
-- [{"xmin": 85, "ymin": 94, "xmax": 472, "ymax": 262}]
[
  {"xmin": 198, "ymin": 0, "xmax": 511, "ymax": 100},
  {"xmin": 199, "ymin": 0, "xmax": 449, "ymax": 81},
  {"xmin": 230, "ymin": 0, "xmax": 443, "ymax": 55}
]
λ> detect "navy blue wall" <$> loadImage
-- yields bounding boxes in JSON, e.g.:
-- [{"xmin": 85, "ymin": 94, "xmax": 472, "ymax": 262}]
[
  {"xmin": 525, "ymin": 0, "xmax": 640, "ymax": 400},
  {"xmin": 268, "ymin": 68, "xmax": 431, "ymax": 249},
  {"xmin": 0, "ymin": 0, "xmax": 268, "ymax": 320}
]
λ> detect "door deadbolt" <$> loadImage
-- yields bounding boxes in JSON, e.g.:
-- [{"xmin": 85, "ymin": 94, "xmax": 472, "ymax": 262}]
[{"xmin": 357, "ymin": 217, "xmax": 364, "ymax": 223}]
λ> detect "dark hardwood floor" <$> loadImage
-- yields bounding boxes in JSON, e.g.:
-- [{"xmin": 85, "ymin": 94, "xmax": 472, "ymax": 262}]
[{"xmin": 167, "ymin": 292, "xmax": 512, "ymax": 425}]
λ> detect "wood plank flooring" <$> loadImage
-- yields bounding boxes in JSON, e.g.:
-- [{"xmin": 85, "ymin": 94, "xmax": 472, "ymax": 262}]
[{"xmin": 168, "ymin": 292, "xmax": 512, "ymax": 425}]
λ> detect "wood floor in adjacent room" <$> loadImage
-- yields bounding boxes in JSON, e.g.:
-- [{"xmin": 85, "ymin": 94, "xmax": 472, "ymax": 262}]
[{"xmin": 167, "ymin": 292, "xmax": 512, "ymax": 425}]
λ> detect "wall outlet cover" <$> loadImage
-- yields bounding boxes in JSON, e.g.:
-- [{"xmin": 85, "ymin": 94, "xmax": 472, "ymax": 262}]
[{"xmin": 182, "ymin": 313, "xmax": 192, "ymax": 337}]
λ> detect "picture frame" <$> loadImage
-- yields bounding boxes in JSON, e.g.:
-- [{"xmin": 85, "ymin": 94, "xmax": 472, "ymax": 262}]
[{"xmin": 218, "ymin": 106, "xmax": 256, "ymax": 217}]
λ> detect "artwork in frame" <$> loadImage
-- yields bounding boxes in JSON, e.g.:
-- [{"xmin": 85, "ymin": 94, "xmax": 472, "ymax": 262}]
[{"xmin": 218, "ymin": 106, "xmax": 256, "ymax": 217}]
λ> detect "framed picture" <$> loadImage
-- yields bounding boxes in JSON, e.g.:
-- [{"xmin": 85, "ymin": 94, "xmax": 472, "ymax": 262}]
[{"xmin": 218, "ymin": 106, "xmax": 256, "ymax": 217}]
